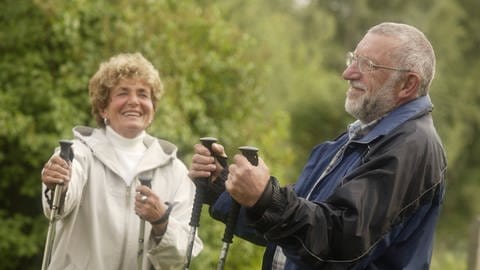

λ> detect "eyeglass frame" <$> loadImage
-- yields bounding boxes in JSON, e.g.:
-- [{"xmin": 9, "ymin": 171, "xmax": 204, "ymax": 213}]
[{"xmin": 346, "ymin": 51, "xmax": 411, "ymax": 73}]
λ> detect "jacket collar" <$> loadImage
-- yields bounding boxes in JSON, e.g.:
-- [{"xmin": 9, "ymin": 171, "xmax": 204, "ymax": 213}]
[
  {"xmin": 72, "ymin": 126, "xmax": 176, "ymax": 176},
  {"xmin": 352, "ymin": 95, "xmax": 433, "ymax": 144}
]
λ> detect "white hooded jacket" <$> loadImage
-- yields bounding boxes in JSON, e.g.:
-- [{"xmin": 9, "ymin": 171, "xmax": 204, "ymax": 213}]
[{"xmin": 42, "ymin": 126, "xmax": 203, "ymax": 270}]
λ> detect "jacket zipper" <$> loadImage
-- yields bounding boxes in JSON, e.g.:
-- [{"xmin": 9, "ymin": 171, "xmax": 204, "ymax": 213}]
[
  {"xmin": 306, "ymin": 140, "xmax": 350, "ymax": 200},
  {"xmin": 118, "ymin": 185, "xmax": 132, "ymax": 269}
]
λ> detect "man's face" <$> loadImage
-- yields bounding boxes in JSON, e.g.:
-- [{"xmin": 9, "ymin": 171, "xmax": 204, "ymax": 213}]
[{"xmin": 342, "ymin": 33, "xmax": 404, "ymax": 123}]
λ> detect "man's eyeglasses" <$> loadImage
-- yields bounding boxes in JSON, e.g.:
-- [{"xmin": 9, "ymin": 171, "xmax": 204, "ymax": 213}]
[{"xmin": 346, "ymin": 52, "xmax": 410, "ymax": 73}]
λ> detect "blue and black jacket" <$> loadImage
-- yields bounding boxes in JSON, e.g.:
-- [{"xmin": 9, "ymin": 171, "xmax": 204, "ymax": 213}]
[{"xmin": 210, "ymin": 95, "xmax": 447, "ymax": 270}]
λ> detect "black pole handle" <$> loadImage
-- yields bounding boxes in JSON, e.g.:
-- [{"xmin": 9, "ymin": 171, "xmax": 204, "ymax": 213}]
[
  {"xmin": 188, "ymin": 137, "xmax": 218, "ymax": 227},
  {"xmin": 59, "ymin": 140, "xmax": 74, "ymax": 163},
  {"xmin": 55, "ymin": 140, "xmax": 73, "ymax": 204},
  {"xmin": 222, "ymin": 146, "xmax": 259, "ymax": 243},
  {"xmin": 238, "ymin": 146, "xmax": 259, "ymax": 166},
  {"xmin": 185, "ymin": 137, "xmax": 219, "ymax": 270},
  {"xmin": 198, "ymin": 137, "xmax": 218, "ymax": 181},
  {"xmin": 139, "ymin": 173, "xmax": 152, "ymax": 189}
]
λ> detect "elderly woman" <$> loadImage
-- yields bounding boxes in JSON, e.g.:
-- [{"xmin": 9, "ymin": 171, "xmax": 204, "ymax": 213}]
[{"xmin": 41, "ymin": 53, "xmax": 202, "ymax": 269}]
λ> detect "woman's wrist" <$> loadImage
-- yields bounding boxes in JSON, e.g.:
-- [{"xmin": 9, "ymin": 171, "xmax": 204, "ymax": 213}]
[
  {"xmin": 151, "ymin": 202, "xmax": 173, "ymax": 225},
  {"xmin": 151, "ymin": 221, "xmax": 168, "ymax": 244},
  {"xmin": 149, "ymin": 202, "xmax": 173, "ymax": 237},
  {"xmin": 151, "ymin": 221, "xmax": 168, "ymax": 236}
]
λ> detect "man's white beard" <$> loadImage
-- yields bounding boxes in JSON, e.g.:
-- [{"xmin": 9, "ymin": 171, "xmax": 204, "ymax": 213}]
[{"xmin": 345, "ymin": 77, "xmax": 398, "ymax": 123}]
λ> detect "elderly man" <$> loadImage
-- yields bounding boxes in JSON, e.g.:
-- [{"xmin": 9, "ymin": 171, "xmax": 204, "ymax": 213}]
[{"xmin": 190, "ymin": 22, "xmax": 446, "ymax": 270}]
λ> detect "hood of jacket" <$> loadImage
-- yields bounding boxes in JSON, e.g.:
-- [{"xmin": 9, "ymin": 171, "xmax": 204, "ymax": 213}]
[{"xmin": 72, "ymin": 126, "xmax": 177, "ymax": 178}]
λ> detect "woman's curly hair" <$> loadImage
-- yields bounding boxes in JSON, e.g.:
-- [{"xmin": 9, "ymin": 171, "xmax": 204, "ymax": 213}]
[{"xmin": 88, "ymin": 52, "xmax": 164, "ymax": 127}]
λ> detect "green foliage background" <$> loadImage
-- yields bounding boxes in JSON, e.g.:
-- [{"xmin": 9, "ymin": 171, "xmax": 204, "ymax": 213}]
[{"xmin": 1, "ymin": 0, "xmax": 479, "ymax": 269}]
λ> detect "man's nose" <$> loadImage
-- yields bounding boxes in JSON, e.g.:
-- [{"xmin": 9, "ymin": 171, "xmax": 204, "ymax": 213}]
[{"xmin": 342, "ymin": 63, "xmax": 361, "ymax": 81}]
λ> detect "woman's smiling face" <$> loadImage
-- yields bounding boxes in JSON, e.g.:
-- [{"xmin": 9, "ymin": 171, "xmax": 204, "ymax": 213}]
[{"xmin": 101, "ymin": 78, "xmax": 154, "ymax": 138}]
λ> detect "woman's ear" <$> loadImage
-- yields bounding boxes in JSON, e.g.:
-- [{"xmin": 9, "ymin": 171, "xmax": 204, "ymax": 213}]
[{"xmin": 100, "ymin": 108, "xmax": 107, "ymax": 119}]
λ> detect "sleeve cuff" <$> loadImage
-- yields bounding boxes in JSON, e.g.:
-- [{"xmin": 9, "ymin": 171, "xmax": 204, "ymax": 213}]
[
  {"xmin": 245, "ymin": 176, "xmax": 276, "ymax": 222},
  {"xmin": 204, "ymin": 168, "xmax": 228, "ymax": 205}
]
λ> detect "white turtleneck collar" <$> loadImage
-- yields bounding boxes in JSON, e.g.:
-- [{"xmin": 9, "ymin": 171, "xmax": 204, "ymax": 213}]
[
  {"xmin": 105, "ymin": 126, "xmax": 147, "ymax": 185},
  {"xmin": 105, "ymin": 126, "xmax": 146, "ymax": 151}
]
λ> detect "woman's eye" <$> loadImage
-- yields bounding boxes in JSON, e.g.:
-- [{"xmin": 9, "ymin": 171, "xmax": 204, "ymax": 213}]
[{"xmin": 139, "ymin": 91, "xmax": 150, "ymax": 98}]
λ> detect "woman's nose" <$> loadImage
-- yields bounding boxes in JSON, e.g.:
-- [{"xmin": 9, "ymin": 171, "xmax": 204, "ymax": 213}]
[{"xmin": 127, "ymin": 93, "xmax": 140, "ymax": 104}]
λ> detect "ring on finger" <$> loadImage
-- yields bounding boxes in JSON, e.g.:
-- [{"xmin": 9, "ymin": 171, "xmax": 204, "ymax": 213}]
[{"xmin": 141, "ymin": 195, "xmax": 148, "ymax": 202}]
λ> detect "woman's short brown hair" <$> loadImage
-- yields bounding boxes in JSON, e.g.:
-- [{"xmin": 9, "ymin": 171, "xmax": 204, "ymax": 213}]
[{"xmin": 88, "ymin": 52, "xmax": 164, "ymax": 127}]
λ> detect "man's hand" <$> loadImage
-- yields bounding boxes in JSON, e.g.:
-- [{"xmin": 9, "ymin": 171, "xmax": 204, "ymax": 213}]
[
  {"xmin": 189, "ymin": 143, "xmax": 227, "ymax": 181},
  {"xmin": 226, "ymin": 155, "xmax": 270, "ymax": 207}
]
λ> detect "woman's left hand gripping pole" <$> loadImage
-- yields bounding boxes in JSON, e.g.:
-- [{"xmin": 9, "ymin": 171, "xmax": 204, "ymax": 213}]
[{"xmin": 41, "ymin": 140, "xmax": 74, "ymax": 270}]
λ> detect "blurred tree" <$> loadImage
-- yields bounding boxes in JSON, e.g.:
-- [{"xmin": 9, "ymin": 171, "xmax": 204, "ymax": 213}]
[
  {"xmin": 217, "ymin": 1, "xmax": 348, "ymax": 182},
  {"xmin": 0, "ymin": 0, "xmax": 293, "ymax": 268},
  {"xmin": 0, "ymin": 1, "xmax": 90, "ymax": 269},
  {"xmin": 218, "ymin": 0, "xmax": 480, "ymax": 269},
  {"xmin": 2, "ymin": 0, "xmax": 480, "ymax": 269}
]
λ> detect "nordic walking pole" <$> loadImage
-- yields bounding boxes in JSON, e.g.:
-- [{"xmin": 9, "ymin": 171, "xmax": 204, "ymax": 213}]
[
  {"xmin": 41, "ymin": 140, "xmax": 74, "ymax": 270},
  {"xmin": 137, "ymin": 173, "xmax": 152, "ymax": 270},
  {"xmin": 217, "ymin": 146, "xmax": 259, "ymax": 270},
  {"xmin": 184, "ymin": 137, "xmax": 218, "ymax": 270}
]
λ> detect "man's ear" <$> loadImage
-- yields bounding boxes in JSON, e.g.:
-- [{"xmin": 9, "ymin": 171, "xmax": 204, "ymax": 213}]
[{"xmin": 399, "ymin": 72, "xmax": 421, "ymax": 99}]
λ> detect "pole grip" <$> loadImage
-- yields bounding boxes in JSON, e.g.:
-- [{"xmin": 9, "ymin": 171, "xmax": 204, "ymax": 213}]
[
  {"xmin": 137, "ymin": 172, "xmax": 153, "ymax": 270},
  {"xmin": 53, "ymin": 140, "xmax": 73, "ymax": 207},
  {"xmin": 185, "ymin": 137, "xmax": 218, "ymax": 270},
  {"xmin": 188, "ymin": 137, "xmax": 217, "ymax": 227},
  {"xmin": 59, "ymin": 140, "xmax": 74, "ymax": 163},
  {"xmin": 139, "ymin": 174, "xmax": 152, "ymax": 189},
  {"xmin": 219, "ymin": 146, "xmax": 259, "ymax": 258},
  {"xmin": 238, "ymin": 146, "xmax": 259, "ymax": 166}
]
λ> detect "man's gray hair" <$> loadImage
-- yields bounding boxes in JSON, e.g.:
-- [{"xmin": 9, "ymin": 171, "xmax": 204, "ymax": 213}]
[{"xmin": 368, "ymin": 22, "xmax": 436, "ymax": 96}]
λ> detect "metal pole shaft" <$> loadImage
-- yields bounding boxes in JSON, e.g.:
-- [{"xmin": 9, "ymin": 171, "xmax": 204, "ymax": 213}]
[
  {"xmin": 217, "ymin": 242, "xmax": 230, "ymax": 270},
  {"xmin": 137, "ymin": 219, "xmax": 146, "ymax": 270},
  {"xmin": 41, "ymin": 185, "xmax": 63, "ymax": 270}
]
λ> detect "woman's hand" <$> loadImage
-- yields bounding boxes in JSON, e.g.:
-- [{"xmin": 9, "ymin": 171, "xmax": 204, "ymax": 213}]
[
  {"xmin": 41, "ymin": 155, "xmax": 71, "ymax": 191},
  {"xmin": 135, "ymin": 185, "xmax": 169, "ymax": 236}
]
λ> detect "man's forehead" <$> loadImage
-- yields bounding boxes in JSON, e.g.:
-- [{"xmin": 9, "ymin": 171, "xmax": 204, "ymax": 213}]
[{"xmin": 355, "ymin": 33, "xmax": 399, "ymax": 60}]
